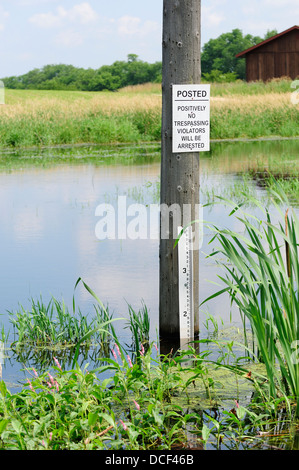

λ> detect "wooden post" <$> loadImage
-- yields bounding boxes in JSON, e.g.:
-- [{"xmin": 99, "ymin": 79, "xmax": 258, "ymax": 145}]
[{"xmin": 159, "ymin": 0, "xmax": 201, "ymax": 348}]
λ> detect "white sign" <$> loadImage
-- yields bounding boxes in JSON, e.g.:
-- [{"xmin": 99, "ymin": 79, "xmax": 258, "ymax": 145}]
[
  {"xmin": 178, "ymin": 226, "xmax": 194, "ymax": 348},
  {"xmin": 172, "ymin": 84, "xmax": 210, "ymax": 153}
]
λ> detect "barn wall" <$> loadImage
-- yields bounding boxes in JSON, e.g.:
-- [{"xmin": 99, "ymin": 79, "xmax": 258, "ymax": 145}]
[{"xmin": 245, "ymin": 29, "xmax": 299, "ymax": 81}]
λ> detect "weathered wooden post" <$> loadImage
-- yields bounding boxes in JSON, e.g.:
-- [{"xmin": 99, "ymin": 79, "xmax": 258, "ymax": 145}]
[{"xmin": 159, "ymin": 0, "xmax": 207, "ymax": 351}]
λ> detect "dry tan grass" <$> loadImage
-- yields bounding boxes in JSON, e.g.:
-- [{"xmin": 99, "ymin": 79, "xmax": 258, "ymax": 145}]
[
  {"xmin": 0, "ymin": 85, "xmax": 295, "ymax": 123},
  {"xmin": 211, "ymin": 93, "xmax": 294, "ymax": 112},
  {"xmin": 0, "ymin": 88, "xmax": 162, "ymax": 121},
  {"xmin": 120, "ymin": 82, "xmax": 161, "ymax": 94},
  {"xmin": 86, "ymin": 93, "xmax": 162, "ymax": 114}
]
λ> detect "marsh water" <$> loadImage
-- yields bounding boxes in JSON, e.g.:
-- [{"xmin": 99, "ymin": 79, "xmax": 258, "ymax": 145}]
[{"xmin": 1, "ymin": 139, "xmax": 299, "ymax": 385}]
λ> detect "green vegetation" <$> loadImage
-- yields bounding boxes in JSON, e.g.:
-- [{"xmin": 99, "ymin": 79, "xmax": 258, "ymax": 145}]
[
  {"xmin": 203, "ymin": 182, "xmax": 299, "ymax": 417},
  {"xmin": 2, "ymin": 28, "xmax": 280, "ymax": 92},
  {"xmin": 211, "ymin": 102, "xmax": 298, "ymax": 140},
  {"xmin": 1, "ymin": 303, "xmax": 299, "ymax": 449},
  {"xmin": 1, "ymin": 321, "xmax": 298, "ymax": 450},
  {"xmin": 7, "ymin": 278, "xmax": 150, "ymax": 373},
  {"xmin": 209, "ymin": 77, "xmax": 293, "ymax": 96},
  {"xmin": 2, "ymin": 342, "xmax": 298, "ymax": 450},
  {"xmin": 201, "ymin": 28, "xmax": 278, "ymax": 81},
  {"xmin": 2, "ymin": 203, "xmax": 299, "ymax": 452},
  {"xmin": 8, "ymin": 297, "xmax": 115, "ymax": 368},
  {"xmin": 0, "ymin": 77, "xmax": 298, "ymax": 150},
  {"xmin": 0, "ymin": 85, "xmax": 162, "ymax": 148},
  {"xmin": 2, "ymin": 55, "xmax": 162, "ymax": 92},
  {"xmin": 0, "ymin": 109, "xmax": 161, "ymax": 148},
  {"xmin": 0, "ymin": 343, "xmax": 270, "ymax": 450},
  {"xmin": 0, "ymin": 25, "xmax": 298, "ymax": 448}
]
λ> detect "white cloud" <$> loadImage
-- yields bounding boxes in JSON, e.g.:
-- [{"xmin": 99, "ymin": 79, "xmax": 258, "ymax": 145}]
[
  {"xmin": 202, "ymin": 5, "xmax": 225, "ymax": 27},
  {"xmin": 29, "ymin": 2, "xmax": 98, "ymax": 29},
  {"xmin": 29, "ymin": 7, "xmax": 66, "ymax": 28},
  {"xmin": 69, "ymin": 3, "xmax": 98, "ymax": 24},
  {"xmin": 117, "ymin": 15, "xmax": 159, "ymax": 37},
  {"xmin": 244, "ymin": 20, "xmax": 279, "ymax": 36},
  {"xmin": 17, "ymin": 52, "xmax": 34, "ymax": 61},
  {"xmin": 264, "ymin": 0, "xmax": 298, "ymax": 5},
  {"xmin": 54, "ymin": 29, "xmax": 84, "ymax": 47},
  {"xmin": 0, "ymin": 6, "xmax": 9, "ymax": 32},
  {"xmin": 238, "ymin": 0, "xmax": 299, "ymax": 36},
  {"xmin": 206, "ymin": 13, "xmax": 225, "ymax": 27},
  {"xmin": 18, "ymin": 0, "xmax": 59, "ymax": 5}
]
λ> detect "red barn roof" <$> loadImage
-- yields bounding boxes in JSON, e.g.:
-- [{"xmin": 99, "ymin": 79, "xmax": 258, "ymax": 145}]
[{"xmin": 236, "ymin": 25, "xmax": 299, "ymax": 58}]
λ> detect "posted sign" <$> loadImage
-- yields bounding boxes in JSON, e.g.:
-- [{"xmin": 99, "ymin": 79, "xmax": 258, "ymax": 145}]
[{"xmin": 172, "ymin": 84, "xmax": 210, "ymax": 153}]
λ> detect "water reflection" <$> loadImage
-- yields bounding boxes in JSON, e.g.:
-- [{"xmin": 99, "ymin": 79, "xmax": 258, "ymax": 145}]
[{"xmin": 0, "ymin": 160, "xmax": 161, "ymax": 329}]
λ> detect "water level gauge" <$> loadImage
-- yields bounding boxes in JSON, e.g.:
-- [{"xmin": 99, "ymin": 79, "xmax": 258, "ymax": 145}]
[{"xmin": 178, "ymin": 225, "xmax": 194, "ymax": 350}]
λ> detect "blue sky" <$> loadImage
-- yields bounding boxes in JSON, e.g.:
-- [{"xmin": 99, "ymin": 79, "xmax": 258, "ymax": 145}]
[{"xmin": 0, "ymin": 0, "xmax": 298, "ymax": 77}]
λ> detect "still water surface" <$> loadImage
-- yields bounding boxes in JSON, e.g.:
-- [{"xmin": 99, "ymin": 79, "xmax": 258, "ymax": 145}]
[{"xmin": 1, "ymin": 139, "xmax": 299, "ymax": 385}]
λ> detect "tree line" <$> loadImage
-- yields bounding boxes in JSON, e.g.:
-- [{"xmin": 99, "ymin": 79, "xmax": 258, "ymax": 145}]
[
  {"xmin": 2, "ymin": 54, "xmax": 162, "ymax": 92},
  {"xmin": 2, "ymin": 28, "xmax": 278, "ymax": 90}
]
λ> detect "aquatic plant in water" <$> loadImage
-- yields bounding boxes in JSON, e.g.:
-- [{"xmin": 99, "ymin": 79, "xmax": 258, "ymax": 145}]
[
  {"xmin": 0, "ymin": 345, "xmax": 203, "ymax": 450},
  {"xmin": 1, "ymin": 337, "xmax": 297, "ymax": 450},
  {"xmin": 2, "ymin": 259, "xmax": 299, "ymax": 449},
  {"xmin": 203, "ymin": 180, "xmax": 299, "ymax": 416},
  {"xmin": 125, "ymin": 302, "xmax": 150, "ymax": 357}
]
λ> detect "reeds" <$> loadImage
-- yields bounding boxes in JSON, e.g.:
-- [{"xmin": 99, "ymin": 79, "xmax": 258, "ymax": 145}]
[
  {"xmin": 9, "ymin": 296, "xmax": 104, "ymax": 348},
  {"xmin": 7, "ymin": 278, "xmax": 153, "ymax": 371},
  {"xmin": 125, "ymin": 302, "xmax": 150, "ymax": 357},
  {"xmin": 203, "ymin": 180, "xmax": 299, "ymax": 415}
]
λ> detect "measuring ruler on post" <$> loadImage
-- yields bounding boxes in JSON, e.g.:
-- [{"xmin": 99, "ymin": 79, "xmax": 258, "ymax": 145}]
[{"xmin": 178, "ymin": 225, "xmax": 194, "ymax": 351}]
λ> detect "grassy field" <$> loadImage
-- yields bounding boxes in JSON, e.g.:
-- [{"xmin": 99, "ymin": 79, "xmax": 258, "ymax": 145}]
[{"xmin": 0, "ymin": 79, "xmax": 298, "ymax": 148}]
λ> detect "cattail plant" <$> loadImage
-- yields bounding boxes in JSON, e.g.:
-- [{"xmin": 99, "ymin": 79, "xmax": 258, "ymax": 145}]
[{"xmin": 203, "ymin": 180, "xmax": 299, "ymax": 416}]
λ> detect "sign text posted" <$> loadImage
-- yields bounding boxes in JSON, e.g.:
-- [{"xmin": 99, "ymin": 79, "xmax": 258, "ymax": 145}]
[{"xmin": 172, "ymin": 84, "xmax": 210, "ymax": 153}]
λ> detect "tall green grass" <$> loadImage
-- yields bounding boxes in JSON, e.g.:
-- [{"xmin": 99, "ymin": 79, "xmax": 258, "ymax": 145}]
[
  {"xmin": 7, "ymin": 278, "xmax": 153, "ymax": 371},
  {"xmin": 0, "ymin": 110, "xmax": 161, "ymax": 148},
  {"xmin": 125, "ymin": 302, "xmax": 150, "ymax": 357},
  {"xmin": 2, "ymin": 103, "xmax": 297, "ymax": 148},
  {"xmin": 9, "ymin": 296, "xmax": 116, "ymax": 349},
  {"xmin": 209, "ymin": 77, "xmax": 293, "ymax": 96},
  {"xmin": 203, "ymin": 181, "xmax": 299, "ymax": 415},
  {"xmin": 0, "ymin": 80, "xmax": 298, "ymax": 149},
  {"xmin": 211, "ymin": 105, "xmax": 299, "ymax": 140}
]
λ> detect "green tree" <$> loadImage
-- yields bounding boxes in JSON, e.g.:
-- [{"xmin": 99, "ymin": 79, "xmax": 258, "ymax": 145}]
[
  {"xmin": 201, "ymin": 28, "xmax": 265, "ymax": 80},
  {"xmin": 127, "ymin": 53, "xmax": 139, "ymax": 63},
  {"xmin": 1, "ymin": 55, "xmax": 161, "ymax": 91},
  {"xmin": 264, "ymin": 29, "xmax": 278, "ymax": 40}
]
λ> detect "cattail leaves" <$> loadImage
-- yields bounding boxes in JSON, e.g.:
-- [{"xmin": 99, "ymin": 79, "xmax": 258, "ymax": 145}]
[{"xmin": 202, "ymin": 181, "xmax": 299, "ymax": 414}]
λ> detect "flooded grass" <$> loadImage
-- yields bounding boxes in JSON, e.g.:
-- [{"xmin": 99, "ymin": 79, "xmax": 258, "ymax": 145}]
[
  {"xmin": 0, "ymin": 142, "xmax": 162, "ymax": 172},
  {"xmin": 200, "ymin": 139, "xmax": 299, "ymax": 204}
]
